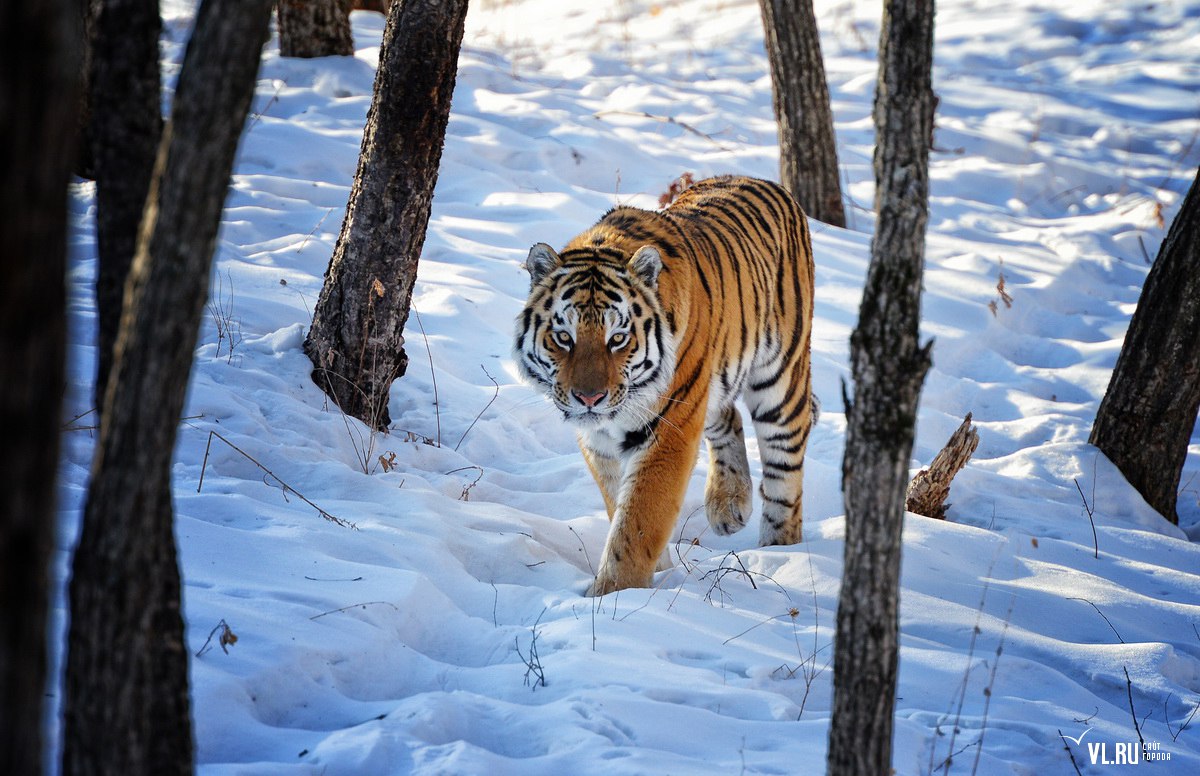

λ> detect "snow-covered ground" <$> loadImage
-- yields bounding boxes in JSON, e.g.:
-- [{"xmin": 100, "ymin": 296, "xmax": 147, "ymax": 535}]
[{"xmin": 58, "ymin": 0, "xmax": 1200, "ymax": 773}]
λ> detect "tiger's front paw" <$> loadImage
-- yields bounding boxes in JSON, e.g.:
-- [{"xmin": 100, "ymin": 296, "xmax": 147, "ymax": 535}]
[
  {"xmin": 707, "ymin": 500, "xmax": 749, "ymax": 536},
  {"xmin": 705, "ymin": 477, "xmax": 752, "ymax": 536},
  {"xmin": 585, "ymin": 575, "xmax": 618, "ymax": 598},
  {"xmin": 585, "ymin": 561, "xmax": 653, "ymax": 597}
]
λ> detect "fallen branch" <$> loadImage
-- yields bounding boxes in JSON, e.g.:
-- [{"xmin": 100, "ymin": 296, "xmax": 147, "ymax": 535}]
[
  {"xmin": 592, "ymin": 109, "xmax": 733, "ymax": 150},
  {"xmin": 1067, "ymin": 597, "xmax": 1125, "ymax": 643},
  {"xmin": 906, "ymin": 412, "xmax": 979, "ymax": 519},
  {"xmin": 310, "ymin": 601, "xmax": 400, "ymax": 620},
  {"xmin": 198, "ymin": 429, "xmax": 355, "ymax": 529}
]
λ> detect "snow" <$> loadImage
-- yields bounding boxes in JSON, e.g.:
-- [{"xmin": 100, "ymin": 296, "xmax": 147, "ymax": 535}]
[{"xmin": 56, "ymin": 0, "xmax": 1200, "ymax": 773}]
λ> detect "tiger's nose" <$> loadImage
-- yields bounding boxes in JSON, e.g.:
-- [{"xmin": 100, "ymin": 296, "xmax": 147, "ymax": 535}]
[{"xmin": 572, "ymin": 389, "xmax": 607, "ymax": 408}]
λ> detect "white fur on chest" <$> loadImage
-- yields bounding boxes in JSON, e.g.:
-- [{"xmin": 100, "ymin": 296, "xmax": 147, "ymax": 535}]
[{"xmin": 578, "ymin": 425, "xmax": 625, "ymax": 460}]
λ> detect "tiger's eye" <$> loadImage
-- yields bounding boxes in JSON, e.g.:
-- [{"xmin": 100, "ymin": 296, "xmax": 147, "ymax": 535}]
[
  {"xmin": 553, "ymin": 330, "xmax": 573, "ymax": 348},
  {"xmin": 609, "ymin": 332, "xmax": 628, "ymax": 349}
]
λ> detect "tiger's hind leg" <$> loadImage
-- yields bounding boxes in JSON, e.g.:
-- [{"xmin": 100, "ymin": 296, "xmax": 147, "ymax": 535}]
[
  {"xmin": 746, "ymin": 360, "xmax": 814, "ymax": 546},
  {"xmin": 704, "ymin": 404, "xmax": 753, "ymax": 536}
]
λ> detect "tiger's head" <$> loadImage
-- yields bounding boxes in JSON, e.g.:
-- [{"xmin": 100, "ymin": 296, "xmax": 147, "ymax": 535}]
[{"xmin": 514, "ymin": 241, "xmax": 675, "ymax": 429}]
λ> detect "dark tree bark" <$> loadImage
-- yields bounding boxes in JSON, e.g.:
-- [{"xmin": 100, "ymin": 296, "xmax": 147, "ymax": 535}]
[
  {"xmin": 1090, "ymin": 168, "xmax": 1200, "ymax": 525},
  {"xmin": 0, "ymin": 3, "xmax": 80, "ymax": 774},
  {"xmin": 758, "ymin": 0, "xmax": 846, "ymax": 227},
  {"xmin": 829, "ymin": 0, "xmax": 935, "ymax": 774},
  {"xmin": 90, "ymin": 0, "xmax": 163, "ymax": 412},
  {"xmin": 62, "ymin": 1, "xmax": 272, "ymax": 773},
  {"xmin": 278, "ymin": 0, "xmax": 354, "ymax": 58},
  {"xmin": 76, "ymin": 0, "xmax": 96, "ymax": 178},
  {"xmin": 304, "ymin": 0, "xmax": 468, "ymax": 430},
  {"xmin": 353, "ymin": 0, "xmax": 392, "ymax": 11}
]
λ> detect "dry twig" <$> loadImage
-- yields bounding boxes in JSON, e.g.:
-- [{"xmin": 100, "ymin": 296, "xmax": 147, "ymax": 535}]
[
  {"xmin": 409, "ymin": 301, "xmax": 442, "ymax": 448},
  {"xmin": 1057, "ymin": 729, "xmax": 1085, "ymax": 776},
  {"xmin": 454, "ymin": 365, "xmax": 499, "ymax": 451},
  {"xmin": 310, "ymin": 601, "xmax": 400, "ymax": 620},
  {"xmin": 592, "ymin": 109, "xmax": 732, "ymax": 151},
  {"xmin": 195, "ymin": 619, "xmax": 238, "ymax": 657}
]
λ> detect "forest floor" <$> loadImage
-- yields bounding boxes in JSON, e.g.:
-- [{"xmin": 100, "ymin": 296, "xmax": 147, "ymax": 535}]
[{"xmin": 58, "ymin": 0, "xmax": 1200, "ymax": 773}]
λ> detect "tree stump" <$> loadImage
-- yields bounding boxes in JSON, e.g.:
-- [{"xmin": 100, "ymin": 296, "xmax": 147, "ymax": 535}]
[{"xmin": 906, "ymin": 412, "xmax": 979, "ymax": 519}]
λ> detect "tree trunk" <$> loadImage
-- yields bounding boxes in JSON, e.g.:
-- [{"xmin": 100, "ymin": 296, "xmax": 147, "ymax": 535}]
[
  {"xmin": 0, "ymin": 3, "xmax": 80, "ymax": 774},
  {"xmin": 278, "ymin": 0, "xmax": 354, "ymax": 58},
  {"xmin": 353, "ymin": 0, "xmax": 393, "ymax": 11},
  {"xmin": 304, "ymin": 0, "xmax": 468, "ymax": 431},
  {"xmin": 76, "ymin": 0, "xmax": 96, "ymax": 179},
  {"xmin": 828, "ymin": 0, "xmax": 935, "ymax": 774},
  {"xmin": 90, "ymin": 0, "xmax": 163, "ymax": 412},
  {"xmin": 1090, "ymin": 168, "xmax": 1200, "ymax": 525},
  {"xmin": 62, "ymin": 1, "xmax": 272, "ymax": 773},
  {"xmin": 758, "ymin": 0, "xmax": 846, "ymax": 227}
]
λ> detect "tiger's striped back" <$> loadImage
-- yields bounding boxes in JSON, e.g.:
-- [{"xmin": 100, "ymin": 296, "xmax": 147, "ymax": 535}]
[{"xmin": 514, "ymin": 175, "xmax": 815, "ymax": 595}]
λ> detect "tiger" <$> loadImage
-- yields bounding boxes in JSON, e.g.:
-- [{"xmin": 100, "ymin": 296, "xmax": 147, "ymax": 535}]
[{"xmin": 513, "ymin": 175, "xmax": 816, "ymax": 596}]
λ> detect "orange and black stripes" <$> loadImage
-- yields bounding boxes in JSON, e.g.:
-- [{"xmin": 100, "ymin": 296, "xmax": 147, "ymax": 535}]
[{"xmin": 513, "ymin": 176, "xmax": 816, "ymax": 594}]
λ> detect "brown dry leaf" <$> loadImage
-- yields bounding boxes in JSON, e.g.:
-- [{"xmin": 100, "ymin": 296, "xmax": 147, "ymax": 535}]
[
  {"xmin": 371, "ymin": 278, "xmax": 385, "ymax": 298},
  {"xmin": 997, "ymin": 271, "xmax": 1013, "ymax": 309},
  {"xmin": 658, "ymin": 172, "xmax": 696, "ymax": 208},
  {"xmin": 219, "ymin": 622, "xmax": 238, "ymax": 653}
]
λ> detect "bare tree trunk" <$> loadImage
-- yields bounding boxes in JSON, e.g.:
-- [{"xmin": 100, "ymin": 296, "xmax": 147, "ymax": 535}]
[
  {"xmin": 90, "ymin": 0, "xmax": 163, "ymax": 411},
  {"xmin": 62, "ymin": 1, "xmax": 272, "ymax": 773},
  {"xmin": 304, "ymin": 0, "xmax": 468, "ymax": 430},
  {"xmin": 828, "ymin": 0, "xmax": 935, "ymax": 774},
  {"xmin": 76, "ymin": 0, "xmax": 96, "ymax": 178},
  {"xmin": 758, "ymin": 0, "xmax": 846, "ymax": 227},
  {"xmin": 353, "ymin": 0, "xmax": 393, "ymax": 11},
  {"xmin": 278, "ymin": 0, "xmax": 354, "ymax": 58},
  {"xmin": 1090, "ymin": 168, "xmax": 1200, "ymax": 525},
  {"xmin": 0, "ymin": 3, "xmax": 80, "ymax": 774}
]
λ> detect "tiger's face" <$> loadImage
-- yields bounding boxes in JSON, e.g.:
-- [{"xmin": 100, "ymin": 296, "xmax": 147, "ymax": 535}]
[{"xmin": 514, "ymin": 242, "xmax": 674, "ymax": 429}]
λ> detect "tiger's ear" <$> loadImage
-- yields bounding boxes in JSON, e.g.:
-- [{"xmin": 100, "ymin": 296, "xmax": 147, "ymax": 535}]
[
  {"xmin": 629, "ymin": 245, "xmax": 663, "ymax": 289},
  {"xmin": 525, "ymin": 243, "xmax": 561, "ymax": 288}
]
